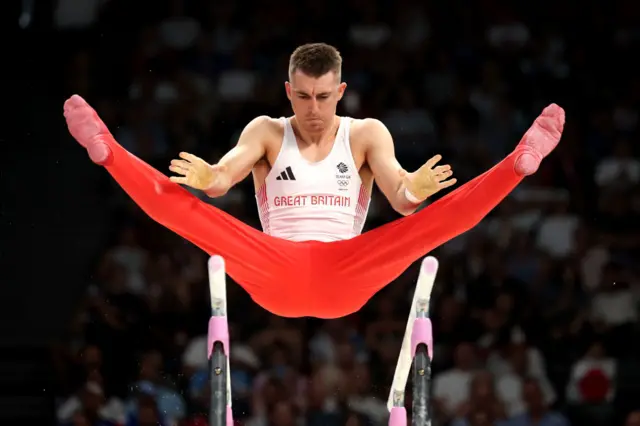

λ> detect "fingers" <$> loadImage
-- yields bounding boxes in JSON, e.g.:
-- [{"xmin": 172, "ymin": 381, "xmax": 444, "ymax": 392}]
[
  {"xmin": 179, "ymin": 152, "xmax": 204, "ymax": 164},
  {"xmin": 169, "ymin": 176, "xmax": 188, "ymax": 185},
  {"xmin": 438, "ymin": 178, "xmax": 457, "ymax": 189},
  {"xmin": 435, "ymin": 169, "xmax": 454, "ymax": 181},
  {"xmin": 433, "ymin": 164, "xmax": 451, "ymax": 174},
  {"xmin": 425, "ymin": 154, "xmax": 442, "ymax": 169},
  {"xmin": 416, "ymin": 164, "xmax": 453, "ymax": 180},
  {"xmin": 169, "ymin": 165, "xmax": 188, "ymax": 176},
  {"xmin": 170, "ymin": 158, "xmax": 191, "ymax": 170},
  {"xmin": 169, "ymin": 159, "xmax": 193, "ymax": 177},
  {"xmin": 171, "ymin": 159, "xmax": 191, "ymax": 168},
  {"xmin": 398, "ymin": 168, "xmax": 408, "ymax": 177}
]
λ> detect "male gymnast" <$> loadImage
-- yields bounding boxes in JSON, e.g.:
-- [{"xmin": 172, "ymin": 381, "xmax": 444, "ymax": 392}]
[{"xmin": 64, "ymin": 43, "xmax": 565, "ymax": 319}]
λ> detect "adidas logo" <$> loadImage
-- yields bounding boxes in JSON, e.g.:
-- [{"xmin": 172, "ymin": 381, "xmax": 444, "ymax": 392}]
[
  {"xmin": 337, "ymin": 162, "xmax": 348, "ymax": 173},
  {"xmin": 276, "ymin": 166, "xmax": 296, "ymax": 181}
]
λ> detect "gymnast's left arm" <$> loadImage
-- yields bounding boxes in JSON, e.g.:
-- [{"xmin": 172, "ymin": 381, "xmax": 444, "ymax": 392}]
[{"xmin": 362, "ymin": 118, "xmax": 457, "ymax": 216}]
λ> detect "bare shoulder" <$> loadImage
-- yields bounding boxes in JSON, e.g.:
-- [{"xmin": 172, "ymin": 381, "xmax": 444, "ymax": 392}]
[
  {"xmin": 349, "ymin": 118, "xmax": 393, "ymax": 148},
  {"xmin": 244, "ymin": 115, "xmax": 284, "ymax": 138},
  {"xmin": 239, "ymin": 115, "xmax": 284, "ymax": 150}
]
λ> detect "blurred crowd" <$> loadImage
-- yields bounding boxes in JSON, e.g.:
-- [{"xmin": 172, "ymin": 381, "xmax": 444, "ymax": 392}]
[{"xmin": 46, "ymin": 0, "xmax": 640, "ymax": 425}]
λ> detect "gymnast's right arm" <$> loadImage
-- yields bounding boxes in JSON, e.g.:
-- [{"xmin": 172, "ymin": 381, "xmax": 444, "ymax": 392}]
[{"xmin": 168, "ymin": 116, "xmax": 269, "ymax": 197}]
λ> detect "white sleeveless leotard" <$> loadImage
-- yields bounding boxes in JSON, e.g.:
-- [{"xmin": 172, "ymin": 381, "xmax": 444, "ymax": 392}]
[{"xmin": 255, "ymin": 117, "xmax": 371, "ymax": 242}]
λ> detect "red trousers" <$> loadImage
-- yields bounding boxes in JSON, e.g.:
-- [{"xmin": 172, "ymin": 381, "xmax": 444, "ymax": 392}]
[{"xmin": 102, "ymin": 136, "xmax": 522, "ymax": 318}]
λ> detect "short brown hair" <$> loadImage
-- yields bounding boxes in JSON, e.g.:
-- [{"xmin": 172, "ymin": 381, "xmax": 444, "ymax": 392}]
[{"xmin": 288, "ymin": 43, "xmax": 342, "ymax": 80}]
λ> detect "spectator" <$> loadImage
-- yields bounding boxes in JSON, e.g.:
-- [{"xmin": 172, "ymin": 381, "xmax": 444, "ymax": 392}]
[
  {"xmin": 105, "ymin": 226, "xmax": 150, "ymax": 295},
  {"xmin": 57, "ymin": 381, "xmax": 125, "ymax": 426},
  {"xmin": 505, "ymin": 379, "xmax": 569, "ymax": 426},
  {"xmin": 497, "ymin": 341, "xmax": 556, "ymax": 417},
  {"xmin": 125, "ymin": 394, "xmax": 167, "ymax": 426},
  {"xmin": 595, "ymin": 139, "xmax": 640, "ymax": 189},
  {"xmin": 433, "ymin": 342, "xmax": 477, "ymax": 423},
  {"xmin": 535, "ymin": 198, "xmax": 580, "ymax": 259},
  {"xmin": 126, "ymin": 350, "xmax": 186, "ymax": 425},
  {"xmin": 347, "ymin": 363, "xmax": 388, "ymax": 426},
  {"xmin": 451, "ymin": 371, "xmax": 507, "ymax": 424},
  {"xmin": 566, "ymin": 341, "xmax": 616, "ymax": 404}
]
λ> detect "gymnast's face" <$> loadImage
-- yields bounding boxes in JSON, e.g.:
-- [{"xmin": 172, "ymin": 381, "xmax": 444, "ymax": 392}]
[{"xmin": 285, "ymin": 70, "xmax": 346, "ymax": 134}]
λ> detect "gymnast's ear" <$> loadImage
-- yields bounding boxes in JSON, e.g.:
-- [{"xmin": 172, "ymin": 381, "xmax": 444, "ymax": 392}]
[
  {"xmin": 337, "ymin": 82, "xmax": 347, "ymax": 100},
  {"xmin": 285, "ymin": 81, "xmax": 292, "ymax": 101}
]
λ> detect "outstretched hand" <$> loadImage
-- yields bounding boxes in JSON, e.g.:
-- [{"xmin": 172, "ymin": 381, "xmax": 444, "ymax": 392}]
[
  {"xmin": 400, "ymin": 155, "xmax": 457, "ymax": 202},
  {"xmin": 169, "ymin": 152, "xmax": 231, "ymax": 196}
]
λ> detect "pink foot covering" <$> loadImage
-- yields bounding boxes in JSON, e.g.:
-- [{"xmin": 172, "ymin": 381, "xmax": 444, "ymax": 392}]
[
  {"xmin": 514, "ymin": 103, "xmax": 565, "ymax": 176},
  {"xmin": 63, "ymin": 94, "xmax": 113, "ymax": 165}
]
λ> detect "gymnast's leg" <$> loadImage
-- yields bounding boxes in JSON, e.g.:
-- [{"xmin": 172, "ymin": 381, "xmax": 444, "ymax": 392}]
[
  {"xmin": 63, "ymin": 95, "xmax": 299, "ymax": 295},
  {"xmin": 314, "ymin": 104, "xmax": 565, "ymax": 317}
]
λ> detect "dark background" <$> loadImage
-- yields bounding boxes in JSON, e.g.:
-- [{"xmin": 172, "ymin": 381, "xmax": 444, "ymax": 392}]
[{"xmin": 3, "ymin": 0, "xmax": 640, "ymax": 425}]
